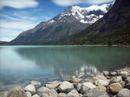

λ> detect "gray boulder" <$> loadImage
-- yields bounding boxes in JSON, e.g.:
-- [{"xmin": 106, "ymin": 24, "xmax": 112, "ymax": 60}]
[
  {"xmin": 42, "ymin": 89, "xmax": 57, "ymax": 97},
  {"xmin": 116, "ymin": 88, "xmax": 130, "ymax": 97},
  {"xmin": 67, "ymin": 89, "xmax": 80, "ymax": 97},
  {"xmin": 25, "ymin": 92, "xmax": 32, "ymax": 97},
  {"xmin": 24, "ymin": 84, "xmax": 36, "ymax": 94},
  {"xmin": 58, "ymin": 81, "xmax": 74, "ymax": 92}
]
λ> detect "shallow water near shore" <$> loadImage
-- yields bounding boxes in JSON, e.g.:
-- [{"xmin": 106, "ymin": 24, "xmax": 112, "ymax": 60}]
[{"xmin": 0, "ymin": 45, "xmax": 130, "ymax": 89}]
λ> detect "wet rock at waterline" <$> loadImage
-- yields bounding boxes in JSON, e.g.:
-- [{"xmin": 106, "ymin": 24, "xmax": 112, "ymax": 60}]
[{"xmin": 3, "ymin": 67, "xmax": 130, "ymax": 97}]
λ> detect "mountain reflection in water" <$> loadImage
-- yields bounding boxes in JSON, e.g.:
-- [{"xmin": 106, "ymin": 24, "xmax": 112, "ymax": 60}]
[{"xmin": 0, "ymin": 46, "xmax": 130, "ymax": 87}]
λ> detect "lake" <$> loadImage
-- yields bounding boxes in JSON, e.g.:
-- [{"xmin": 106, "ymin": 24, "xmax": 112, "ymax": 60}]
[{"xmin": 0, "ymin": 46, "xmax": 130, "ymax": 89}]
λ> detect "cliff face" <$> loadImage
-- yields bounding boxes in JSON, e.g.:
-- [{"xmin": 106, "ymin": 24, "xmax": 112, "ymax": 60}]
[{"xmin": 65, "ymin": 0, "xmax": 130, "ymax": 45}]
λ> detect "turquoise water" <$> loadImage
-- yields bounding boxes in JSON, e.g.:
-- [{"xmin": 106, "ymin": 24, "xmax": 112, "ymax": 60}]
[{"xmin": 0, "ymin": 46, "xmax": 130, "ymax": 87}]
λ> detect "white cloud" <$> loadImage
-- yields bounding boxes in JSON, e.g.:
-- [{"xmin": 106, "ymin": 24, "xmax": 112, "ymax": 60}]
[
  {"xmin": 52, "ymin": 0, "xmax": 114, "ymax": 6},
  {"xmin": 0, "ymin": 20, "xmax": 36, "ymax": 30},
  {"xmin": 0, "ymin": 13, "xmax": 39, "ymax": 41},
  {"xmin": 0, "ymin": 20, "xmax": 36, "ymax": 41},
  {"xmin": 0, "ymin": 10, "xmax": 52, "ymax": 41},
  {"xmin": 0, "ymin": 0, "xmax": 38, "ymax": 9}
]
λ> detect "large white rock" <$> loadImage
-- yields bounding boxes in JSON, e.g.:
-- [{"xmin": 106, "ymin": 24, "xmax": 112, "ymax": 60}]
[
  {"xmin": 41, "ymin": 89, "xmax": 57, "ymax": 97},
  {"xmin": 120, "ymin": 71, "xmax": 129, "ymax": 76},
  {"xmin": 67, "ymin": 89, "xmax": 80, "ymax": 97},
  {"xmin": 59, "ymin": 81, "xmax": 74, "ymax": 92},
  {"xmin": 110, "ymin": 76, "xmax": 122, "ymax": 83},
  {"xmin": 25, "ymin": 92, "xmax": 32, "ymax": 97},
  {"xmin": 24, "ymin": 84, "xmax": 36, "ymax": 94},
  {"xmin": 95, "ymin": 79, "xmax": 110, "ymax": 86},
  {"xmin": 37, "ymin": 86, "xmax": 50, "ymax": 94},
  {"xmin": 83, "ymin": 82, "xmax": 96, "ymax": 89},
  {"xmin": 38, "ymin": 86, "xmax": 57, "ymax": 97}
]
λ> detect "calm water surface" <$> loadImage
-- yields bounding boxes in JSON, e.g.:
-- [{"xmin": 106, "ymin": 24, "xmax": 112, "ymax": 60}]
[{"xmin": 0, "ymin": 46, "xmax": 130, "ymax": 88}]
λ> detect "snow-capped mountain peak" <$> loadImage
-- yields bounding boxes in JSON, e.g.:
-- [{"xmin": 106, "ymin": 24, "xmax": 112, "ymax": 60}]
[{"xmin": 56, "ymin": 4, "xmax": 110, "ymax": 24}]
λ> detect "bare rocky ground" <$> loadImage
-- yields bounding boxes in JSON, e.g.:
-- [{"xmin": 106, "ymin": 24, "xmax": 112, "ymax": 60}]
[{"xmin": 0, "ymin": 67, "xmax": 130, "ymax": 97}]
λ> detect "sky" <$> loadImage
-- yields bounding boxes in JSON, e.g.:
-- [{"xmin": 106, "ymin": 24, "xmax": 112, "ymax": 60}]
[{"xmin": 0, "ymin": 0, "xmax": 114, "ymax": 41}]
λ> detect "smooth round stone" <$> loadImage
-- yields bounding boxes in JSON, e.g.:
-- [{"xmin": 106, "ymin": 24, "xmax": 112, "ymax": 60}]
[
  {"xmin": 37, "ymin": 86, "xmax": 50, "ymax": 94},
  {"xmin": 110, "ymin": 72, "xmax": 117, "ymax": 76},
  {"xmin": 25, "ymin": 84, "xmax": 36, "ymax": 94},
  {"xmin": 83, "ymin": 82, "xmax": 96, "ymax": 89},
  {"xmin": 116, "ymin": 88, "xmax": 130, "ymax": 97},
  {"xmin": 67, "ymin": 89, "xmax": 80, "ymax": 97},
  {"xmin": 120, "ymin": 71, "xmax": 129, "ymax": 76},
  {"xmin": 109, "ymin": 83, "xmax": 122, "ymax": 93},
  {"xmin": 58, "ymin": 81, "xmax": 74, "ymax": 92},
  {"xmin": 25, "ymin": 92, "xmax": 32, "ymax": 97},
  {"xmin": 95, "ymin": 79, "xmax": 110, "ymax": 86},
  {"xmin": 42, "ymin": 93, "xmax": 48, "ymax": 97},
  {"xmin": 41, "ymin": 89, "xmax": 57, "ymax": 97},
  {"xmin": 96, "ymin": 86, "xmax": 106, "ymax": 92}
]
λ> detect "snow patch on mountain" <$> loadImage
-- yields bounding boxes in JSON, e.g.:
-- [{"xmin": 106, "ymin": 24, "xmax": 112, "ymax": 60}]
[
  {"xmin": 57, "ymin": 4, "xmax": 110, "ymax": 24},
  {"xmin": 86, "ymin": 4, "xmax": 109, "ymax": 13}
]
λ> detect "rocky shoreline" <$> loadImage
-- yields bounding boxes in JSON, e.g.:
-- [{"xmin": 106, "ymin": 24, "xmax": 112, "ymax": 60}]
[{"xmin": 0, "ymin": 67, "xmax": 130, "ymax": 97}]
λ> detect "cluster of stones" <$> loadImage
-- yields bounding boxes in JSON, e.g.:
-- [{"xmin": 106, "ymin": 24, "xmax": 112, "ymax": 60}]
[{"xmin": 5, "ymin": 67, "xmax": 130, "ymax": 97}]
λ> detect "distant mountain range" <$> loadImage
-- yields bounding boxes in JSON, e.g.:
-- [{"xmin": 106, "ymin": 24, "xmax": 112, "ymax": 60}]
[
  {"xmin": 10, "ymin": 0, "xmax": 130, "ymax": 45},
  {"xmin": 10, "ymin": 4, "xmax": 110, "ymax": 45}
]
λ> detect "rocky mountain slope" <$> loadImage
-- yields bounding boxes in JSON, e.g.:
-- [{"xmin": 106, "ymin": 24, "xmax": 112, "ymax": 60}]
[
  {"xmin": 10, "ymin": 4, "xmax": 110, "ymax": 45},
  {"xmin": 64, "ymin": 0, "xmax": 130, "ymax": 45}
]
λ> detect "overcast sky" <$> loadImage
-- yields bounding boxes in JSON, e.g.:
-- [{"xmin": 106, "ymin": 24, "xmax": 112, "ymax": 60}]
[{"xmin": 0, "ymin": 0, "xmax": 114, "ymax": 41}]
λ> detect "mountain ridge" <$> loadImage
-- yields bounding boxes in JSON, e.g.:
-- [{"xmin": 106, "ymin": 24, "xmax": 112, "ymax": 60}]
[
  {"xmin": 60, "ymin": 0, "xmax": 130, "ymax": 45},
  {"xmin": 10, "ymin": 4, "xmax": 110, "ymax": 45}
]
